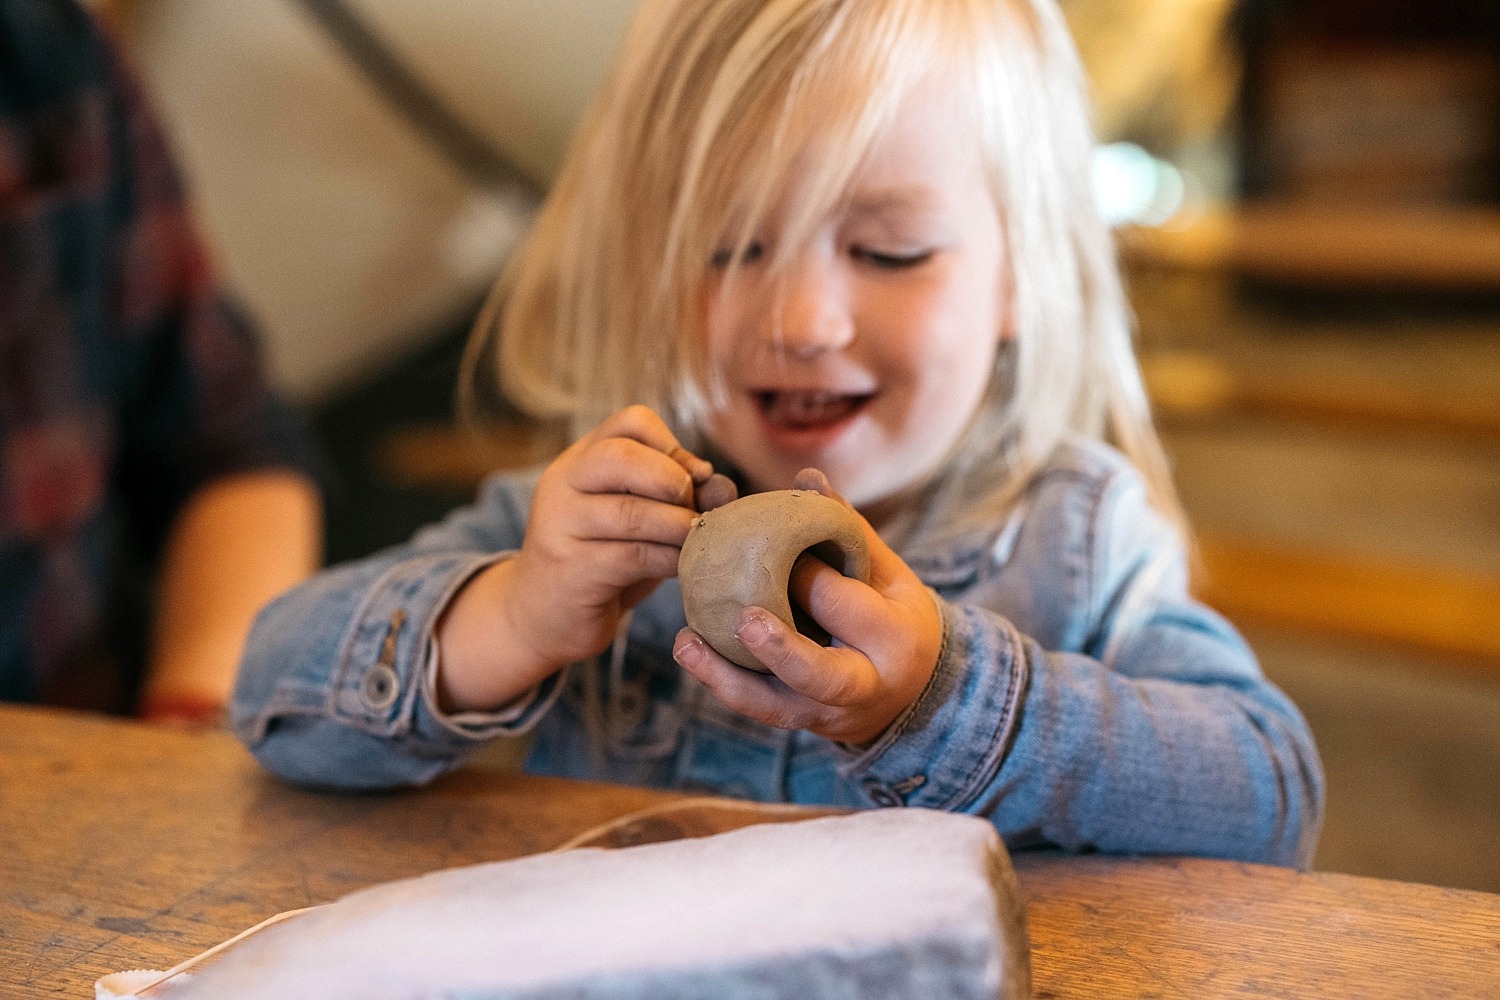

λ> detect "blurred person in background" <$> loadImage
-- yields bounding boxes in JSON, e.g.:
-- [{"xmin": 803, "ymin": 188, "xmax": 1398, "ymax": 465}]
[{"xmin": 1, "ymin": 0, "xmax": 323, "ymax": 724}]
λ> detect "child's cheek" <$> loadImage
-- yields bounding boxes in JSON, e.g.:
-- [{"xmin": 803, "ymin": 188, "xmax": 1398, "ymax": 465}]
[{"xmin": 696, "ymin": 276, "xmax": 731, "ymax": 344}]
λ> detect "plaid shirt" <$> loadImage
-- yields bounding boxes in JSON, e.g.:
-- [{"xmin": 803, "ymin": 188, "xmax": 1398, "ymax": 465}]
[{"xmin": 1, "ymin": 1, "xmax": 319, "ymax": 711}]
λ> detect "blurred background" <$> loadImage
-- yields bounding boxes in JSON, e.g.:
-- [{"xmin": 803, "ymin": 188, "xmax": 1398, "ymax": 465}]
[{"xmin": 101, "ymin": 0, "xmax": 1499, "ymax": 891}]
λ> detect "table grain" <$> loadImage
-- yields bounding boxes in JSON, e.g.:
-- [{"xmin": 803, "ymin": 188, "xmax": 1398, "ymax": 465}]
[{"xmin": 2, "ymin": 705, "xmax": 1496, "ymax": 998}]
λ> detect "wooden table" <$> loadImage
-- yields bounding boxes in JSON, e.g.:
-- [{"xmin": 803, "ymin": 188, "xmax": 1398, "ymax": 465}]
[{"xmin": 3, "ymin": 705, "xmax": 1497, "ymax": 998}]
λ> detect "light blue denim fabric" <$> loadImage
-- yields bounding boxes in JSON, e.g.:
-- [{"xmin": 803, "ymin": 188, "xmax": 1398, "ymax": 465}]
[{"xmin": 232, "ymin": 437, "xmax": 1324, "ymax": 867}]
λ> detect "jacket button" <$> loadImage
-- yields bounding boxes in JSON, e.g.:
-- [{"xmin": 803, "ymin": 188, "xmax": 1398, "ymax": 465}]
[
  {"xmin": 862, "ymin": 779, "xmax": 902, "ymax": 808},
  {"xmin": 360, "ymin": 664, "xmax": 400, "ymax": 711}
]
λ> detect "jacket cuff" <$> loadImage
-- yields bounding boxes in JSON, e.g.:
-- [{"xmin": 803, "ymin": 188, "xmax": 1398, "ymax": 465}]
[
  {"xmin": 841, "ymin": 598, "xmax": 1029, "ymax": 810},
  {"xmin": 323, "ymin": 550, "xmax": 540, "ymax": 755},
  {"xmin": 419, "ymin": 632, "xmax": 567, "ymax": 741}
]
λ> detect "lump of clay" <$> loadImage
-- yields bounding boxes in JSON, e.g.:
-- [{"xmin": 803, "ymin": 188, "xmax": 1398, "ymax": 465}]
[{"xmin": 678, "ymin": 490, "xmax": 870, "ymax": 671}]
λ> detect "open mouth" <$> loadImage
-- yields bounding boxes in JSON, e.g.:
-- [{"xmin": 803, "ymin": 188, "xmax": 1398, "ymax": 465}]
[{"xmin": 756, "ymin": 390, "xmax": 873, "ymax": 430}]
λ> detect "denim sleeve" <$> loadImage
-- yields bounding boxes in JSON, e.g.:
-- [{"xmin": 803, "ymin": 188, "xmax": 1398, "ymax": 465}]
[
  {"xmin": 230, "ymin": 470, "xmax": 560, "ymax": 790},
  {"xmin": 846, "ymin": 468, "xmax": 1325, "ymax": 868}
]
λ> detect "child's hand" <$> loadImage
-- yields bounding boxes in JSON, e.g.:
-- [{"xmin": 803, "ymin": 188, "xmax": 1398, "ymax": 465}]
[
  {"xmin": 437, "ymin": 405, "xmax": 712, "ymax": 712},
  {"xmin": 671, "ymin": 470, "xmax": 943, "ymax": 747}
]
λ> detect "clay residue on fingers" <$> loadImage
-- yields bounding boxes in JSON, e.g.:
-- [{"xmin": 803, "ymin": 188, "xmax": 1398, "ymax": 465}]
[{"xmin": 694, "ymin": 473, "xmax": 739, "ymax": 513}]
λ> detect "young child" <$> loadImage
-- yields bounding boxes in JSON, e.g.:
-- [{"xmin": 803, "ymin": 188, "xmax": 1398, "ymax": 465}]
[{"xmin": 233, "ymin": 0, "xmax": 1323, "ymax": 866}]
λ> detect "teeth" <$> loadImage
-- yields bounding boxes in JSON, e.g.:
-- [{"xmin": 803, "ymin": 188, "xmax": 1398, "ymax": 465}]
[
  {"xmin": 786, "ymin": 393, "xmax": 837, "ymax": 420},
  {"xmin": 763, "ymin": 391, "xmax": 863, "ymax": 427}
]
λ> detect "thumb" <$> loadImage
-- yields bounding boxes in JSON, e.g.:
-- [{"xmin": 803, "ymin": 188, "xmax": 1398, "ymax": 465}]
[
  {"xmin": 792, "ymin": 467, "xmax": 843, "ymax": 504},
  {"xmin": 791, "ymin": 468, "xmax": 905, "ymax": 582}
]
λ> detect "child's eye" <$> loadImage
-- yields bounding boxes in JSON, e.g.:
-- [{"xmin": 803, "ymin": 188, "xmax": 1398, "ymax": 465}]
[
  {"xmin": 851, "ymin": 247, "xmax": 933, "ymax": 269},
  {"xmin": 711, "ymin": 242, "xmax": 765, "ymax": 268}
]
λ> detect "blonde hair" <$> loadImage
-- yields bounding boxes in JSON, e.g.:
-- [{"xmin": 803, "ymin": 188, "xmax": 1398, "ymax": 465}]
[{"xmin": 466, "ymin": 0, "xmax": 1185, "ymax": 541}]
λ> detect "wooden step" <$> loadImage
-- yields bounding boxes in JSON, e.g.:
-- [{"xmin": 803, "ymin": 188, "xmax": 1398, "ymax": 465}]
[
  {"xmin": 1142, "ymin": 351, "xmax": 1500, "ymax": 443},
  {"xmin": 1196, "ymin": 534, "xmax": 1500, "ymax": 670},
  {"xmin": 1123, "ymin": 203, "xmax": 1500, "ymax": 290}
]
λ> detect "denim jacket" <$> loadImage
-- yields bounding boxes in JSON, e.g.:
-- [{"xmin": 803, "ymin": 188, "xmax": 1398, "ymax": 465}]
[{"xmin": 232, "ymin": 437, "xmax": 1324, "ymax": 867}]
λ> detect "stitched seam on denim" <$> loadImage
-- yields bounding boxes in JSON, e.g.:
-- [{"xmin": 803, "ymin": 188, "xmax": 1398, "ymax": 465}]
[
  {"xmin": 994, "ymin": 621, "xmax": 1030, "ymax": 786},
  {"xmin": 1081, "ymin": 468, "xmax": 1115, "ymax": 637},
  {"xmin": 1023, "ymin": 461, "xmax": 1111, "ymax": 638},
  {"xmin": 325, "ymin": 561, "xmax": 405, "ymax": 721},
  {"xmin": 327, "ymin": 553, "xmax": 479, "ymax": 732},
  {"xmin": 242, "ymin": 680, "xmax": 325, "ymax": 742},
  {"xmin": 1099, "ymin": 543, "xmax": 1179, "ymax": 669},
  {"xmin": 947, "ymin": 611, "xmax": 1026, "ymax": 811}
]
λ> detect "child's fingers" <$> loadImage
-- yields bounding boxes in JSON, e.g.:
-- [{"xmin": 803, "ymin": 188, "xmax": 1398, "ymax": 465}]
[
  {"xmin": 586, "ymin": 539, "xmax": 685, "ymax": 589},
  {"xmin": 672, "ymin": 629, "xmax": 822, "ymax": 730},
  {"xmin": 592, "ymin": 405, "xmax": 713, "ymax": 483},
  {"xmin": 787, "ymin": 554, "xmax": 928, "ymax": 671},
  {"xmin": 668, "ymin": 444, "xmax": 715, "ymax": 485},
  {"xmin": 789, "ymin": 554, "xmax": 882, "ymax": 639},
  {"xmin": 792, "ymin": 467, "xmax": 837, "ymax": 497},
  {"xmin": 693, "ymin": 472, "xmax": 738, "ymax": 512},
  {"xmin": 731, "ymin": 608, "xmax": 880, "ymax": 708},
  {"xmin": 569, "ymin": 436, "xmax": 698, "ymax": 506},
  {"xmin": 570, "ymin": 492, "xmax": 699, "ymax": 547}
]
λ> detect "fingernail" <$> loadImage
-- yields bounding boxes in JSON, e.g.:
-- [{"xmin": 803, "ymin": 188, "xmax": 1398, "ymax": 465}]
[
  {"xmin": 673, "ymin": 633, "xmax": 703, "ymax": 665},
  {"xmin": 735, "ymin": 613, "xmax": 768, "ymax": 645},
  {"xmin": 794, "ymin": 467, "xmax": 832, "ymax": 495}
]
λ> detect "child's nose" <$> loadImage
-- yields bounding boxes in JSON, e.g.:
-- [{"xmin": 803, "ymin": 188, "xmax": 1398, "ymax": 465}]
[{"xmin": 766, "ymin": 258, "xmax": 854, "ymax": 358}]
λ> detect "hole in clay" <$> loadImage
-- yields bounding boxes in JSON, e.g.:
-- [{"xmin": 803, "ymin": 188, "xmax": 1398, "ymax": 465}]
[
  {"xmin": 789, "ymin": 599, "xmax": 832, "ymax": 647},
  {"xmin": 789, "ymin": 541, "xmax": 851, "ymax": 647}
]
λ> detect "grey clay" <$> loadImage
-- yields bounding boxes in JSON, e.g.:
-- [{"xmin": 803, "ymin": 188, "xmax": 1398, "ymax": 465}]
[{"xmin": 678, "ymin": 490, "xmax": 871, "ymax": 671}]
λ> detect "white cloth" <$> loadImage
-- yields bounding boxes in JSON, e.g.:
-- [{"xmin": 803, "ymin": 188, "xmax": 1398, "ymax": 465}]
[{"xmin": 98, "ymin": 809, "xmax": 1029, "ymax": 999}]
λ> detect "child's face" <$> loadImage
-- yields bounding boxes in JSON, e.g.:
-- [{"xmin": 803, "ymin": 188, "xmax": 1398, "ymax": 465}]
[{"xmin": 699, "ymin": 80, "xmax": 1008, "ymax": 522}]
